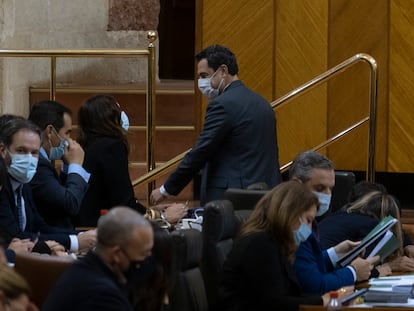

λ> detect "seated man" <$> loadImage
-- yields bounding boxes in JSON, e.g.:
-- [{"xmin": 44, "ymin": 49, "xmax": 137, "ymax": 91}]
[
  {"xmin": 28, "ymin": 100, "xmax": 90, "ymax": 229},
  {"xmin": 0, "ymin": 118, "xmax": 95, "ymax": 253},
  {"xmin": 43, "ymin": 206, "xmax": 153, "ymax": 311},
  {"xmin": 290, "ymin": 151, "xmax": 378, "ymax": 295}
]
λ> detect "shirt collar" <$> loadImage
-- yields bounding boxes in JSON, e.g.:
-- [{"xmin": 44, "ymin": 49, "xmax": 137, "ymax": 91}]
[
  {"xmin": 10, "ymin": 178, "xmax": 21, "ymax": 192},
  {"xmin": 39, "ymin": 147, "xmax": 50, "ymax": 161}
]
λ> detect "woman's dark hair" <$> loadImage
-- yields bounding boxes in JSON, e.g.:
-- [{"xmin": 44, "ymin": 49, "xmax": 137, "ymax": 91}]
[
  {"xmin": 132, "ymin": 222, "xmax": 174, "ymax": 311},
  {"xmin": 77, "ymin": 94, "xmax": 128, "ymax": 152}
]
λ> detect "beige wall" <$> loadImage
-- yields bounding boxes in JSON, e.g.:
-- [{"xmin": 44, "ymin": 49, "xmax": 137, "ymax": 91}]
[{"xmin": 0, "ymin": 0, "xmax": 157, "ymax": 116}]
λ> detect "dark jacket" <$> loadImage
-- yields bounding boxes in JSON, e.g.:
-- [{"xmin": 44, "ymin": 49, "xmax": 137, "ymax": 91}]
[
  {"xmin": 0, "ymin": 177, "xmax": 75, "ymax": 249},
  {"xmin": 42, "ymin": 251, "xmax": 133, "ymax": 311},
  {"xmin": 30, "ymin": 155, "xmax": 88, "ymax": 229},
  {"xmin": 77, "ymin": 137, "xmax": 145, "ymax": 227},
  {"xmin": 319, "ymin": 209, "xmax": 411, "ymax": 251},
  {"xmin": 164, "ymin": 80, "xmax": 282, "ymax": 205},
  {"xmin": 218, "ymin": 232, "xmax": 322, "ymax": 311}
]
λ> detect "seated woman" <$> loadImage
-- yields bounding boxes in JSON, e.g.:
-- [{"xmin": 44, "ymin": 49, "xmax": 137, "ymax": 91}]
[
  {"xmin": 319, "ymin": 181, "xmax": 414, "ymax": 272},
  {"xmin": 217, "ymin": 180, "xmax": 342, "ymax": 311}
]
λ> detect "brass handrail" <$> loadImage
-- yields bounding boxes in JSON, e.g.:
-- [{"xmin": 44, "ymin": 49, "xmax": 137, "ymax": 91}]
[
  {"xmin": 272, "ymin": 53, "xmax": 378, "ymax": 182},
  {"xmin": 132, "ymin": 52, "xmax": 378, "ymax": 187},
  {"xmin": 0, "ymin": 31, "xmax": 158, "ymax": 197}
]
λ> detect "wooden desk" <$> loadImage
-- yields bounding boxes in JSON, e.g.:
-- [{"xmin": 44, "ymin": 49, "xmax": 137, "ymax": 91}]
[{"xmin": 300, "ymin": 306, "xmax": 411, "ymax": 311}]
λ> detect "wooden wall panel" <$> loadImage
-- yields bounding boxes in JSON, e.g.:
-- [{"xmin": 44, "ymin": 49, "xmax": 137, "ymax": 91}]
[
  {"xmin": 327, "ymin": 0, "xmax": 389, "ymax": 172},
  {"xmin": 275, "ymin": 0, "xmax": 328, "ymax": 166},
  {"xmin": 198, "ymin": 0, "xmax": 275, "ymax": 120},
  {"xmin": 389, "ymin": 0, "xmax": 414, "ymax": 172}
]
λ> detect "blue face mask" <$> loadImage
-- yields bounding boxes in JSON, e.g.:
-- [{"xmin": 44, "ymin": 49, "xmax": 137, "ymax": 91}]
[
  {"xmin": 313, "ymin": 191, "xmax": 332, "ymax": 217},
  {"xmin": 50, "ymin": 139, "xmax": 67, "ymax": 160},
  {"xmin": 121, "ymin": 111, "xmax": 129, "ymax": 131},
  {"xmin": 8, "ymin": 152, "xmax": 39, "ymax": 183},
  {"xmin": 293, "ymin": 222, "xmax": 312, "ymax": 246}
]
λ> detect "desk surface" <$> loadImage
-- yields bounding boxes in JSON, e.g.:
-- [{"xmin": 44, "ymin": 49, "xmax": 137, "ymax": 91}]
[{"xmin": 300, "ymin": 306, "xmax": 412, "ymax": 311}]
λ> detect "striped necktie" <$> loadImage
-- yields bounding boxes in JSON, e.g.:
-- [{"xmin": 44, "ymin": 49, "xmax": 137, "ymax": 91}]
[{"xmin": 15, "ymin": 185, "xmax": 24, "ymax": 231}]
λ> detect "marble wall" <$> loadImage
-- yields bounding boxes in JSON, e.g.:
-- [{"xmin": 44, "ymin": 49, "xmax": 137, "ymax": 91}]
[{"xmin": 0, "ymin": 0, "xmax": 159, "ymax": 115}]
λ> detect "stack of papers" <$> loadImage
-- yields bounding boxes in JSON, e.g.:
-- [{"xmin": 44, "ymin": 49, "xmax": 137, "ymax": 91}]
[{"xmin": 359, "ymin": 275, "xmax": 414, "ymax": 307}]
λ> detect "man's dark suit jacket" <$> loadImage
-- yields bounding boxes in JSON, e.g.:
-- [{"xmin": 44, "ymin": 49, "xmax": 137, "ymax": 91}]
[
  {"xmin": 0, "ymin": 177, "xmax": 75, "ymax": 249},
  {"xmin": 30, "ymin": 155, "xmax": 88, "ymax": 229},
  {"xmin": 164, "ymin": 80, "xmax": 282, "ymax": 205},
  {"xmin": 77, "ymin": 137, "xmax": 145, "ymax": 227},
  {"xmin": 42, "ymin": 251, "xmax": 133, "ymax": 311}
]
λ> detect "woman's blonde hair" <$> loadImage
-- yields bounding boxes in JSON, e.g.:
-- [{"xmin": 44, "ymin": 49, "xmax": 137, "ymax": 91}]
[
  {"xmin": 0, "ymin": 265, "xmax": 30, "ymax": 302},
  {"xmin": 241, "ymin": 180, "xmax": 318, "ymax": 260},
  {"xmin": 347, "ymin": 190, "xmax": 404, "ymax": 256}
]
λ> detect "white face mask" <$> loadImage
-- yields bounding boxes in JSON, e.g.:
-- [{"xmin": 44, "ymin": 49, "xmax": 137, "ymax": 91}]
[
  {"xmin": 313, "ymin": 191, "xmax": 332, "ymax": 217},
  {"xmin": 198, "ymin": 78, "xmax": 219, "ymax": 100},
  {"xmin": 197, "ymin": 68, "xmax": 223, "ymax": 100}
]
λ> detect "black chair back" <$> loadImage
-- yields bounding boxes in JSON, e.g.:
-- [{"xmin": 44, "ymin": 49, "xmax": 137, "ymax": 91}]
[
  {"xmin": 224, "ymin": 188, "xmax": 268, "ymax": 210},
  {"xmin": 169, "ymin": 229, "xmax": 208, "ymax": 311},
  {"xmin": 201, "ymin": 200, "xmax": 251, "ymax": 311}
]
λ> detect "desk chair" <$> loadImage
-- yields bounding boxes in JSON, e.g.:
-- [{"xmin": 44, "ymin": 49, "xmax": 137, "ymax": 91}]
[
  {"xmin": 169, "ymin": 228, "xmax": 208, "ymax": 311},
  {"xmin": 224, "ymin": 188, "xmax": 268, "ymax": 210},
  {"xmin": 14, "ymin": 252, "xmax": 74, "ymax": 307},
  {"xmin": 330, "ymin": 171, "xmax": 356, "ymax": 212},
  {"xmin": 201, "ymin": 200, "xmax": 252, "ymax": 311}
]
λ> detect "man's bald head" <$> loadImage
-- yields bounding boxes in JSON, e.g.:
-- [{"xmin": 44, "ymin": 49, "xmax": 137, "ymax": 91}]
[{"xmin": 97, "ymin": 206, "xmax": 151, "ymax": 249}]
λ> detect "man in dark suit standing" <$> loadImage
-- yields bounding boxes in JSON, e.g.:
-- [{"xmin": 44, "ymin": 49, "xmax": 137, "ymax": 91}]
[
  {"xmin": 28, "ymin": 100, "xmax": 90, "ymax": 229},
  {"xmin": 43, "ymin": 207, "xmax": 154, "ymax": 311},
  {"xmin": 151, "ymin": 45, "xmax": 282, "ymax": 206},
  {"xmin": 0, "ymin": 118, "xmax": 95, "ymax": 252}
]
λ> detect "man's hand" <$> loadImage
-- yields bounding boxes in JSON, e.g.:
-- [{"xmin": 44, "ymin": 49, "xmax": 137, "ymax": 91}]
[
  {"xmin": 77, "ymin": 229, "xmax": 97, "ymax": 252},
  {"xmin": 333, "ymin": 240, "xmax": 360, "ymax": 258},
  {"xmin": 62, "ymin": 138, "xmax": 84, "ymax": 165},
  {"xmin": 351, "ymin": 256, "xmax": 379, "ymax": 282},
  {"xmin": 387, "ymin": 255, "xmax": 414, "ymax": 272},
  {"xmin": 44, "ymin": 240, "xmax": 66, "ymax": 256},
  {"xmin": 150, "ymin": 188, "xmax": 166, "ymax": 205},
  {"xmin": 8, "ymin": 238, "xmax": 35, "ymax": 254},
  {"xmin": 404, "ymin": 245, "xmax": 414, "ymax": 258},
  {"xmin": 164, "ymin": 203, "xmax": 189, "ymax": 224},
  {"xmin": 375, "ymin": 263, "xmax": 392, "ymax": 276}
]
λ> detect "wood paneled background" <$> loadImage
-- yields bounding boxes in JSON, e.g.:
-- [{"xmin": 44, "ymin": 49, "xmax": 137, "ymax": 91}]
[{"xmin": 196, "ymin": 0, "xmax": 414, "ymax": 173}]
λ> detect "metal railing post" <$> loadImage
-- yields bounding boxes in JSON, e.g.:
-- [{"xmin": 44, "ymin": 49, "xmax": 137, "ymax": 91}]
[{"xmin": 146, "ymin": 31, "xmax": 157, "ymax": 200}]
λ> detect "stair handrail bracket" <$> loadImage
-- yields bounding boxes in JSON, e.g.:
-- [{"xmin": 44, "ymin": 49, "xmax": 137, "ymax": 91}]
[{"xmin": 271, "ymin": 53, "xmax": 378, "ymax": 182}]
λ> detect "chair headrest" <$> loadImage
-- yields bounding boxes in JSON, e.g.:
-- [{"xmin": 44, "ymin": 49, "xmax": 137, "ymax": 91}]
[
  {"xmin": 203, "ymin": 200, "xmax": 239, "ymax": 241},
  {"xmin": 224, "ymin": 188, "xmax": 268, "ymax": 210}
]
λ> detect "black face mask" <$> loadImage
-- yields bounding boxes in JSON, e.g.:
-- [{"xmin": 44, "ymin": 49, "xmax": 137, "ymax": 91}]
[
  {"xmin": 127, "ymin": 255, "xmax": 156, "ymax": 286},
  {"xmin": 121, "ymin": 248, "xmax": 142, "ymax": 281}
]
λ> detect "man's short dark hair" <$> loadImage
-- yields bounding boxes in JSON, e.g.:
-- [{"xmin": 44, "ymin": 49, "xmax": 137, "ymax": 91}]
[
  {"xmin": 28, "ymin": 100, "xmax": 71, "ymax": 131},
  {"xmin": 0, "ymin": 119, "xmax": 41, "ymax": 148},
  {"xmin": 195, "ymin": 45, "xmax": 239, "ymax": 75}
]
